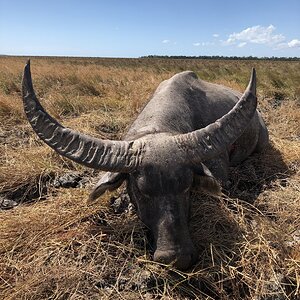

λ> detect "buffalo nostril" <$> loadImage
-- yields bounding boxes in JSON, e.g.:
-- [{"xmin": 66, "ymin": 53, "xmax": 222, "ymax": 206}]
[
  {"xmin": 153, "ymin": 249, "xmax": 197, "ymax": 270},
  {"xmin": 154, "ymin": 250, "xmax": 176, "ymax": 265}
]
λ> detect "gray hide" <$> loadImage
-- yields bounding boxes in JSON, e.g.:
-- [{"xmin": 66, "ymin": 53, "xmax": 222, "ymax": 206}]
[{"xmin": 22, "ymin": 61, "xmax": 268, "ymax": 270}]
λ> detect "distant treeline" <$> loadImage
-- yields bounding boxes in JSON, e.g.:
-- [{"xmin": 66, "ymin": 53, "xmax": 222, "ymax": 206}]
[
  {"xmin": 141, "ymin": 55, "xmax": 300, "ymax": 61},
  {"xmin": 1, "ymin": 54, "xmax": 299, "ymax": 61}
]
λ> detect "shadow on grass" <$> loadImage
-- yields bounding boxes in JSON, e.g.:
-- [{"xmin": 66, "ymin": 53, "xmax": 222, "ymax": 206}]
[{"xmin": 227, "ymin": 143, "xmax": 290, "ymax": 203}]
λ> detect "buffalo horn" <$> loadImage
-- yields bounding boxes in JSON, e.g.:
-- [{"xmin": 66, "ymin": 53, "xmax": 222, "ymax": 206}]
[
  {"xmin": 175, "ymin": 68, "xmax": 257, "ymax": 163},
  {"xmin": 22, "ymin": 61, "xmax": 143, "ymax": 172}
]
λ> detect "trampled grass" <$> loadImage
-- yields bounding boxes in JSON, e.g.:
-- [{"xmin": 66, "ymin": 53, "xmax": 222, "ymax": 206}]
[{"xmin": 0, "ymin": 56, "xmax": 299, "ymax": 299}]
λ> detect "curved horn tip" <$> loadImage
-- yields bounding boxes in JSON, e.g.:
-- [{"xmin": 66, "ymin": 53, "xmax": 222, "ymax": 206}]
[
  {"xmin": 24, "ymin": 59, "xmax": 31, "ymax": 74},
  {"xmin": 24, "ymin": 59, "xmax": 31, "ymax": 73},
  {"xmin": 247, "ymin": 67, "xmax": 256, "ymax": 96},
  {"xmin": 22, "ymin": 59, "xmax": 34, "ymax": 95}
]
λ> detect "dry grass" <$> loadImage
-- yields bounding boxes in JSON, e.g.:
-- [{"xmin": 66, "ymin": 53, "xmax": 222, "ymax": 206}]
[{"xmin": 0, "ymin": 56, "xmax": 299, "ymax": 299}]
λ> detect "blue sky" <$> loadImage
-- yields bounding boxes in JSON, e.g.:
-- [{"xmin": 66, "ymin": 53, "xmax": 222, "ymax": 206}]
[{"xmin": 0, "ymin": 0, "xmax": 299, "ymax": 57}]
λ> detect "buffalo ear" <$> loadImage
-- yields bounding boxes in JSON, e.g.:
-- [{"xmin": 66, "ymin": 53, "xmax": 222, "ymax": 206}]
[
  {"xmin": 193, "ymin": 164, "xmax": 222, "ymax": 195},
  {"xmin": 88, "ymin": 172, "xmax": 127, "ymax": 203}
]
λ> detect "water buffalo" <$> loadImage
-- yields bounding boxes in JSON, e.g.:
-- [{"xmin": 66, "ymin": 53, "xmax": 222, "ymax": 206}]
[{"xmin": 22, "ymin": 61, "xmax": 268, "ymax": 270}]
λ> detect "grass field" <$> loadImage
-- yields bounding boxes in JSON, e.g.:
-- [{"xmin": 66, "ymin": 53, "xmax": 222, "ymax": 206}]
[{"xmin": 0, "ymin": 56, "xmax": 299, "ymax": 299}]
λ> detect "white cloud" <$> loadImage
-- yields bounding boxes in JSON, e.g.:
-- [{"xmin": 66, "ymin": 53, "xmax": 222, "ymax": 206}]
[
  {"xmin": 213, "ymin": 34, "xmax": 219, "ymax": 38},
  {"xmin": 225, "ymin": 25, "xmax": 285, "ymax": 46},
  {"xmin": 238, "ymin": 42, "xmax": 247, "ymax": 48},
  {"xmin": 288, "ymin": 39, "xmax": 300, "ymax": 48},
  {"xmin": 162, "ymin": 39, "xmax": 170, "ymax": 44},
  {"xmin": 193, "ymin": 41, "xmax": 214, "ymax": 47},
  {"xmin": 276, "ymin": 38, "xmax": 300, "ymax": 50}
]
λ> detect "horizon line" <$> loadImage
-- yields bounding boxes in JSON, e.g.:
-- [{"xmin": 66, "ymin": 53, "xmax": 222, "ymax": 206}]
[{"xmin": 1, "ymin": 54, "xmax": 300, "ymax": 60}]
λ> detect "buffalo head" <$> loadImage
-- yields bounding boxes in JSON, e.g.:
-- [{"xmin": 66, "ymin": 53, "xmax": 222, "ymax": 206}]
[{"xmin": 22, "ymin": 61, "xmax": 257, "ymax": 269}]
